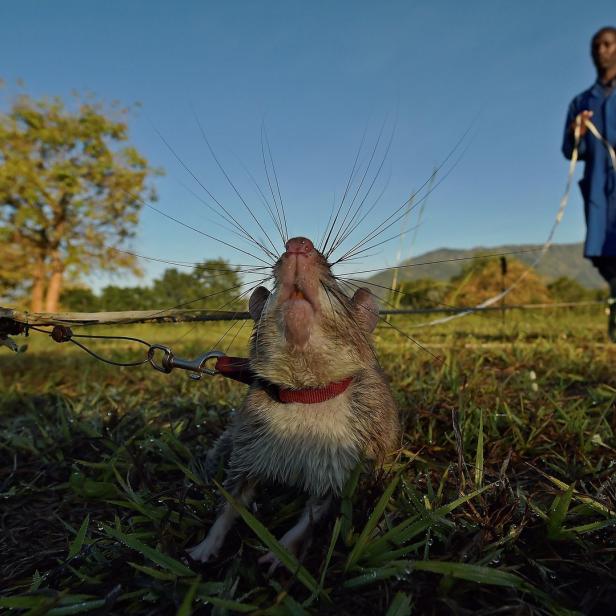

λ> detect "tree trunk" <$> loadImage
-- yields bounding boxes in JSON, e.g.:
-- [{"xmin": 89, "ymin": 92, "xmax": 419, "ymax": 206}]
[
  {"xmin": 30, "ymin": 259, "xmax": 46, "ymax": 313},
  {"xmin": 45, "ymin": 267, "xmax": 64, "ymax": 313}
]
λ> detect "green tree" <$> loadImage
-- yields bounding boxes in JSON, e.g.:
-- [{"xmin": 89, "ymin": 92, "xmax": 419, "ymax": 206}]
[
  {"xmin": 60, "ymin": 287, "xmax": 100, "ymax": 312},
  {"xmin": 60, "ymin": 260, "xmax": 243, "ymax": 313},
  {"xmin": 0, "ymin": 92, "xmax": 159, "ymax": 313},
  {"xmin": 547, "ymin": 276, "xmax": 603, "ymax": 302},
  {"xmin": 398, "ymin": 278, "xmax": 450, "ymax": 309},
  {"xmin": 191, "ymin": 259, "xmax": 244, "ymax": 309},
  {"xmin": 99, "ymin": 285, "xmax": 153, "ymax": 311},
  {"xmin": 0, "ymin": 224, "xmax": 26, "ymax": 304},
  {"xmin": 149, "ymin": 260, "xmax": 243, "ymax": 310},
  {"xmin": 151, "ymin": 268, "xmax": 203, "ymax": 309}
]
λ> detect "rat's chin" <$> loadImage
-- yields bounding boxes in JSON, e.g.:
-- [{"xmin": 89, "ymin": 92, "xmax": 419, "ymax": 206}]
[{"xmin": 281, "ymin": 298, "xmax": 315, "ymax": 347}]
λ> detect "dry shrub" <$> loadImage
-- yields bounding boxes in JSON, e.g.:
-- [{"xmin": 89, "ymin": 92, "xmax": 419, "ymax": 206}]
[{"xmin": 446, "ymin": 257, "xmax": 550, "ymax": 306}]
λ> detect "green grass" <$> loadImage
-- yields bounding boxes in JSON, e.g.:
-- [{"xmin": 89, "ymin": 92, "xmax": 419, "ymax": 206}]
[{"xmin": 1, "ymin": 306, "xmax": 615, "ymax": 614}]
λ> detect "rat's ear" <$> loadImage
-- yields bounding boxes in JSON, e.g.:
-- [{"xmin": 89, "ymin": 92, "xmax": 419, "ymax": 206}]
[
  {"xmin": 249, "ymin": 286, "xmax": 270, "ymax": 320},
  {"xmin": 352, "ymin": 287, "xmax": 379, "ymax": 333}
]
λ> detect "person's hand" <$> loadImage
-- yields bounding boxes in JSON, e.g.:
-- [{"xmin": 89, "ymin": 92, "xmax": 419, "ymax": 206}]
[{"xmin": 570, "ymin": 110, "xmax": 593, "ymax": 137}]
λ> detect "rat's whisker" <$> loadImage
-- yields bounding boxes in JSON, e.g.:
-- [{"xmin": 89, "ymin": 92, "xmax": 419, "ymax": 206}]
[
  {"xmin": 319, "ymin": 192, "xmax": 340, "ymax": 256},
  {"xmin": 108, "ymin": 247, "xmax": 269, "ymax": 273},
  {"xmin": 194, "ymin": 113, "xmax": 280, "ymax": 259},
  {"xmin": 208, "ymin": 284, "xmax": 263, "ymax": 353},
  {"xmin": 376, "ymin": 310, "xmax": 443, "ymax": 363},
  {"xmin": 149, "ymin": 276, "xmax": 271, "ymax": 317},
  {"xmin": 323, "ymin": 120, "xmax": 387, "ymax": 255},
  {"xmin": 237, "ymin": 156, "xmax": 287, "ymax": 246},
  {"xmin": 332, "ymin": 250, "xmax": 382, "ymax": 263},
  {"xmin": 338, "ymin": 222, "xmax": 424, "ymax": 263},
  {"xmin": 320, "ymin": 281, "xmax": 338, "ymax": 329},
  {"xmin": 255, "ymin": 284, "xmax": 275, "ymax": 363},
  {"xmin": 332, "ymin": 125, "xmax": 473, "ymax": 264},
  {"xmin": 151, "ymin": 124, "xmax": 272, "ymax": 257},
  {"xmin": 261, "ymin": 123, "xmax": 288, "ymax": 243},
  {"xmin": 263, "ymin": 126, "xmax": 289, "ymax": 243},
  {"xmin": 336, "ymin": 248, "xmax": 543, "ymax": 277},
  {"xmin": 345, "ymin": 290, "xmax": 443, "ymax": 363},
  {"xmin": 327, "ymin": 117, "xmax": 396, "ymax": 257},
  {"xmin": 176, "ymin": 176, "xmax": 276, "ymax": 251},
  {"xmin": 337, "ymin": 276, "xmax": 458, "ymax": 312},
  {"xmin": 337, "ymin": 277, "xmax": 457, "ymax": 363},
  {"xmin": 327, "ymin": 161, "xmax": 393, "ymax": 257},
  {"xmin": 169, "ymin": 284, "xmax": 255, "ymax": 347},
  {"xmin": 224, "ymin": 318, "xmax": 250, "ymax": 354},
  {"xmin": 124, "ymin": 189, "xmax": 275, "ymax": 266},
  {"xmin": 321, "ymin": 280, "xmax": 379, "ymax": 364},
  {"xmin": 320, "ymin": 124, "xmax": 369, "ymax": 254}
]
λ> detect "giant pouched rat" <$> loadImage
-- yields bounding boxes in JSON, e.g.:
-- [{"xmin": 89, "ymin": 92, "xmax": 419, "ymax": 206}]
[{"xmin": 187, "ymin": 236, "xmax": 399, "ymax": 567}]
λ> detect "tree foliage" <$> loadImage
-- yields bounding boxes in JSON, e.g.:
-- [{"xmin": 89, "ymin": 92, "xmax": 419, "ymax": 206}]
[
  {"xmin": 397, "ymin": 278, "xmax": 450, "ymax": 308},
  {"xmin": 60, "ymin": 260, "xmax": 243, "ymax": 312},
  {"xmin": 0, "ymin": 92, "xmax": 159, "ymax": 312},
  {"xmin": 547, "ymin": 276, "xmax": 604, "ymax": 302}
]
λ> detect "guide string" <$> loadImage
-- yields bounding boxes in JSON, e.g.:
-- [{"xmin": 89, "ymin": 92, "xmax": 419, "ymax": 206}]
[{"xmin": 410, "ymin": 116, "xmax": 616, "ymax": 329}]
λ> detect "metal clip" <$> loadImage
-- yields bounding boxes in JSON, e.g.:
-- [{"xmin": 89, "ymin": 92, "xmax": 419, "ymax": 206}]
[{"xmin": 147, "ymin": 344, "xmax": 225, "ymax": 380}]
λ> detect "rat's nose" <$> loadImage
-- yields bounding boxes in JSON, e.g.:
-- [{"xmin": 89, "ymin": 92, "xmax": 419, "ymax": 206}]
[{"xmin": 285, "ymin": 237, "xmax": 314, "ymax": 255}]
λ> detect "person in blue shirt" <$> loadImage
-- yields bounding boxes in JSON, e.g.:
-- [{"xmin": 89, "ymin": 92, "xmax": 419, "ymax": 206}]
[{"xmin": 563, "ymin": 26, "xmax": 616, "ymax": 340}]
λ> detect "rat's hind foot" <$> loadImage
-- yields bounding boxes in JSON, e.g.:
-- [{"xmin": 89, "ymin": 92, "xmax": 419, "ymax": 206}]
[
  {"xmin": 187, "ymin": 505, "xmax": 236, "ymax": 563},
  {"xmin": 258, "ymin": 531, "xmax": 309, "ymax": 575},
  {"xmin": 258, "ymin": 495, "xmax": 331, "ymax": 575}
]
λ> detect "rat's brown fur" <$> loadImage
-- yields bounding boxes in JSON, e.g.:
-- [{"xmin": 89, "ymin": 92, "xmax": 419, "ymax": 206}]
[{"xmin": 187, "ymin": 237, "xmax": 399, "ymax": 564}]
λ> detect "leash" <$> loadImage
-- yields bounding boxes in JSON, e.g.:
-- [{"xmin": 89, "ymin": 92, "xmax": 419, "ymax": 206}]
[
  {"xmin": 147, "ymin": 343, "xmax": 353, "ymax": 403},
  {"xmin": 26, "ymin": 324, "xmax": 351, "ymax": 404}
]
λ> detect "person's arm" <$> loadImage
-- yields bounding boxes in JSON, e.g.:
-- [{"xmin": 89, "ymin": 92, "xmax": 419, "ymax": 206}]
[{"xmin": 562, "ymin": 101, "xmax": 591, "ymax": 160}]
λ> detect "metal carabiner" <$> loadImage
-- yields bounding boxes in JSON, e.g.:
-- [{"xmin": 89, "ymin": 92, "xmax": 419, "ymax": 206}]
[
  {"xmin": 147, "ymin": 344, "xmax": 226, "ymax": 381},
  {"xmin": 171, "ymin": 349, "xmax": 226, "ymax": 381},
  {"xmin": 147, "ymin": 344, "xmax": 175, "ymax": 373}
]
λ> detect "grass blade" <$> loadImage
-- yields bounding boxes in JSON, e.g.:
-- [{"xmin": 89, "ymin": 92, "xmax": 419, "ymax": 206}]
[
  {"xmin": 68, "ymin": 514, "xmax": 90, "ymax": 559},
  {"xmin": 215, "ymin": 482, "xmax": 327, "ymax": 600},
  {"xmin": 547, "ymin": 483, "xmax": 574, "ymax": 540},
  {"xmin": 197, "ymin": 595, "xmax": 258, "ymax": 612},
  {"xmin": 46, "ymin": 600, "xmax": 107, "ymax": 615},
  {"xmin": 340, "ymin": 461, "xmax": 363, "ymax": 545},
  {"xmin": 0, "ymin": 597, "xmax": 46, "ymax": 609},
  {"xmin": 410, "ymin": 560, "xmax": 529, "ymax": 588},
  {"xmin": 305, "ymin": 516, "xmax": 342, "ymax": 607},
  {"xmin": 128, "ymin": 562, "xmax": 178, "ymax": 581},
  {"xmin": 364, "ymin": 484, "xmax": 492, "ymax": 559},
  {"xmin": 385, "ymin": 592, "xmax": 412, "ymax": 616},
  {"xmin": 345, "ymin": 472, "xmax": 401, "ymax": 571},
  {"xmin": 343, "ymin": 561, "xmax": 411, "ymax": 588},
  {"xmin": 177, "ymin": 576, "xmax": 201, "ymax": 616},
  {"xmin": 103, "ymin": 525, "xmax": 195, "ymax": 577},
  {"xmin": 474, "ymin": 408, "xmax": 484, "ymax": 488}
]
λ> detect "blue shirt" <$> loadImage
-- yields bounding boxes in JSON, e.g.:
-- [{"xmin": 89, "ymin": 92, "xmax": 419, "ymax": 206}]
[{"xmin": 562, "ymin": 80, "xmax": 616, "ymax": 257}]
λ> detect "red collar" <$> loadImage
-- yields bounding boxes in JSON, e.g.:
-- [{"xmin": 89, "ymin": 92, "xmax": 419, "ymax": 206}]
[
  {"xmin": 215, "ymin": 356, "xmax": 353, "ymax": 404},
  {"xmin": 278, "ymin": 377, "xmax": 353, "ymax": 404}
]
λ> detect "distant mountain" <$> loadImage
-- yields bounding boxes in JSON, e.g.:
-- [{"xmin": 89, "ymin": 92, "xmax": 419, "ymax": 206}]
[{"xmin": 361, "ymin": 242, "xmax": 605, "ymax": 294}]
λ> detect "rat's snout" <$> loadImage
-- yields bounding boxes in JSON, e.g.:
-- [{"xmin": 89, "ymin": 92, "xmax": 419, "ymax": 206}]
[
  {"xmin": 285, "ymin": 237, "xmax": 314, "ymax": 255},
  {"xmin": 276, "ymin": 236, "xmax": 321, "ymax": 347}
]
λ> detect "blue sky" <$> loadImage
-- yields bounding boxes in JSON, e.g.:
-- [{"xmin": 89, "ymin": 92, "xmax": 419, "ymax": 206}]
[{"xmin": 1, "ymin": 0, "xmax": 614, "ymax": 289}]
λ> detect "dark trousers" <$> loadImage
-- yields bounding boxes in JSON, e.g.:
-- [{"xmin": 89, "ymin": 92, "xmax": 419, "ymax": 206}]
[{"xmin": 591, "ymin": 257, "xmax": 616, "ymax": 297}]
